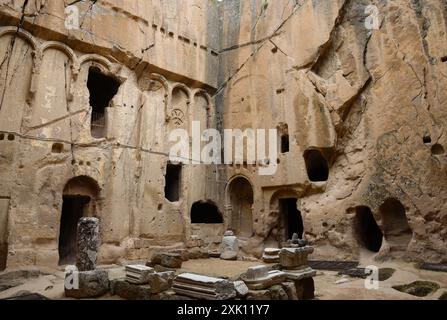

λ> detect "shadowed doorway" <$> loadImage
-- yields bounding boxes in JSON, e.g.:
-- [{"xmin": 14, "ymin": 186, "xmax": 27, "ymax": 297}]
[
  {"xmin": 279, "ymin": 198, "xmax": 304, "ymax": 240},
  {"xmin": 59, "ymin": 176, "xmax": 99, "ymax": 265}
]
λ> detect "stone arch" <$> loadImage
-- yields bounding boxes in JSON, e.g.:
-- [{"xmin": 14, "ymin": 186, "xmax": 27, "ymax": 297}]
[
  {"xmin": 0, "ymin": 27, "xmax": 38, "ymax": 50},
  {"xmin": 193, "ymin": 90, "xmax": 213, "ymax": 129},
  {"xmin": 58, "ymin": 176, "xmax": 100, "ymax": 265},
  {"xmin": 226, "ymin": 176, "xmax": 254, "ymax": 238},
  {"xmin": 169, "ymin": 84, "xmax": 191, "ymax": 129},
  {"xmin": 0, "ymin": 28, "xmax": 36, "ymax": 132},
  {"xmin": 379, "ymin": 198, "xmax": 413, "ymax": 252},
  {"xmin": 269, "ymin": 189, "xmax": 304, "ymax": 243},
  {"xmin": 79, "ymin": 54, "xmax": 113, "ymax": 73}
]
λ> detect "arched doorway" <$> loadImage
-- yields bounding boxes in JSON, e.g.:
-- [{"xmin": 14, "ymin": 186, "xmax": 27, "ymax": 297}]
[
  {"xmin": 59, "ymin": 176, "xmax": 100, "ymax": 265},
  {"xmin": 353, "ymin": 206, "xmax": 383, "ymax": 252},
  {"xmin": 227, "ymin": 177, "xmax": 254, "ymax": 237},
  {"xmin": 269, "ymin": 190, "xmax": 304, "ymax": 245},
  {"xmin": 379, "ymin": 198, "xmax": 412, "ymax": 251}
]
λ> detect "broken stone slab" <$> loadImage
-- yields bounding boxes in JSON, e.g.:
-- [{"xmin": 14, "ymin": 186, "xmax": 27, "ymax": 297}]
[
  {"xmin": 241, "ymin": 265, "xmax": 286, "ymax": 290},
  {"xmin": 233, "ymin": 280, "xmax": 249, "ymax": 298},
  {"xmin": 125, "ymin": 265, "xmax": 155, "ymax": 284},
  {"xmin": 173, "ymin": 273, "xmax": 236, "ymax": 300},
  {"xmin": 282, "ymin": 267, "xmax": 317, "ymax": 281},
  {"xmin": 279, "ymin": 246, "xmax": 314, "ymax": 270},
  {"xmin": 64, "ymin": 269, "xmax": 109, "ymax": 299},
  {"xmin": 110, "ymin": 279, "xmax": 151, "ymax": 300},
  {"xmin": 208, "ymin": 250, "xmax": 221, "ymax": 258},
  {"xmin": 76, "ymin": 217, "xmax": 100, "ymax": 272},
  {"xmin": 146, "ymin": 271, "xmax": 175, "ymax": 294}
]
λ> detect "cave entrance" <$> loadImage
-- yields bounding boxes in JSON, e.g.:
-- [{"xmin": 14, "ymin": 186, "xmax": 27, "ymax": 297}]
[
  {"xmin": 379, "ymin": 198, "xmax": 413, "ymax": 251},
  {"xmin": 59, "ymin": 196, "xmax": 90, "ymax": 265},
  {"xmin": 191, "ymin": 201, "xmax": 223, "ymax": 224},
  {"xmin": 59, "ymin": 176, "xmax": 99, "ymax": 266},
  {"xmin": 304, "ymin": 149, "xmax": 329, "ymax": 182},
  {"xmin": 354, "ymin": 206, "xmax": 383, "ymax": 253},
  {"xmin": 279, "ymin": 198, "xmax": 304, "ymax": 240},
  {"xmin": 228, "ymin": 177, "xmax": 254, "ymax": 237},
  {"xmin": 87, "ymin": 67, "xmax": 120, "ymax": 139}
]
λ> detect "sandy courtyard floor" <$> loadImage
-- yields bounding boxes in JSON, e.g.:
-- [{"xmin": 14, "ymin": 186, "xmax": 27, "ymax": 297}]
[{"xmin": 0, "ymin": 258, "xmax": 445, "ymax": 300}]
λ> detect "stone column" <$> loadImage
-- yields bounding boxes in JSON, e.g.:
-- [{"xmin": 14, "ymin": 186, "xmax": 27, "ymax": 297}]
[{"xmin": 76, "ymin": 217, "xmax": 99, "ymax": 271}]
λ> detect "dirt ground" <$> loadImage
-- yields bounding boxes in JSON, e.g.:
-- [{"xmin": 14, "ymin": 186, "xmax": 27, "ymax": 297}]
[{"xmin": 0, "ymin": 257, "xmax": 446, "ymax": 300}]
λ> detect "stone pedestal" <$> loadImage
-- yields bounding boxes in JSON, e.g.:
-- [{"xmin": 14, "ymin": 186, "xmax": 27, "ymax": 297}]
[
  {"xmin": 76, "ymin": 217, "xmax": 99, "ymax": 272},
  {"xmin": 279, "ymin": 246, "xmax": 314, "ymax": 270}
]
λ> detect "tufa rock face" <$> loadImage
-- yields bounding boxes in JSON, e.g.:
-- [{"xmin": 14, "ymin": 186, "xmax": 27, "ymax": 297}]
[{"xmin": 0, "ymin": 0, "xmax": 446, "ymax": 270}]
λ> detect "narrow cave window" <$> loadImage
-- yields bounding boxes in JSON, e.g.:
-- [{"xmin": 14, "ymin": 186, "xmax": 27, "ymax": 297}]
[
  {"xmin": 87, "ymin": 67, "xmax": 120, "ymax": 139},
  {"xmin": 165, "ymin": 163, "xmax": 181, "ymax": 202},
  {"xmin": 304, "ymin": 149, "xmax": 329, "ymax": 182},
  {"xmin": 52, "ymin": 143, "xmax": 64, "ymax": 154},
  {"xmin": 281, "ymin": 135, "xmax": 290, "ymax": 153},
  {"xmin": 191, "ymin": 201, "xmax": 223, "ymax": 224},
  {"xmin": 354, "ymin": 206, "xmax": 383, "ymax": 253}
]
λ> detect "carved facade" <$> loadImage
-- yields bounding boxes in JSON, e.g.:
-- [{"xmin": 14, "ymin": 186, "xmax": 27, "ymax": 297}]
[{"xmin": 1, "ymin": 0, "xmax": 446, "ymax": 270}]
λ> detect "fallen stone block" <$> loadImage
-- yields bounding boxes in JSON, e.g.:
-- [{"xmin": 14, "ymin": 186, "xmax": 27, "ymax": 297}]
[
  {"xmin": 173, "ymin": 273, "xmax": 236, "ymax": 300},
  {"xmin": 125, "ymin": 265, "xmax": 155, "ymax": 284},
  {"xmin": 233, "ymin": 280, "xmax": 249, "ymax": 298},
  {"xmin": 110, "ymin": 279, "xmax": 152, "ymax": 300},
  {"xmin": 65, "ymin": 269, "xmax": 109, "ymax": 299},
  {"xmin": 147, "ymin": 271, "xmax": 175, "ymax": 294}
]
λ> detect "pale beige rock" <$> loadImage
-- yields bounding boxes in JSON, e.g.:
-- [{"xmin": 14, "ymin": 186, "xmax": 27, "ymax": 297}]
[{"xmin": 0, "ymin": 0, "xmax": 446, "ymax": 274}]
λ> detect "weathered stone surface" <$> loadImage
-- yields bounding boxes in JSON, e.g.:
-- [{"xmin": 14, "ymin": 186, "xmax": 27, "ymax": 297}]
[
  {"xmin": 281, "ymin": 282, "xmax": 298, "ymax": 300},
  {"xmin": 146, "ymin": 271, "xmax": 175, "ymax": 294},
  {"xmin": 76, "ymin": 218, "xmax": 99, "ymax": 272},
  {"xmin": 150, "ymin": 253, "xmax": 183, "ymax": 269},
  {"xmin": 173, "ymin": 273, "xmax": 236, "ymax": 300},
  {"xmin": 246, "ymin": 290, "xmax": 271, "ymax": 300},
  {"xmin": 233, "ymin": 280, "xmax": 249, "ymax": 298},
  {"xmin": 65, "ymin": 269, "xmax": 109, "ymax": 299},
  {"xmin": 220, "ymin": 234, "xmax": 239, "ymax": 261},
  {"xmin": 279, "ymin": 247, "xmax": 314, "ymax": 270},
  {"xmin": 242, "ymin": 265, "xmax": 286, "ymax": 290},
  {"xmin": 269, "ymin": 285, "xmax": 289, "ymax": 300},
  {"xmin": 110, "ymin": 279, "xmax": 152, "ymax": 300}
]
